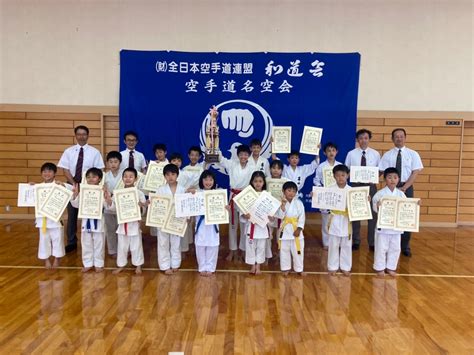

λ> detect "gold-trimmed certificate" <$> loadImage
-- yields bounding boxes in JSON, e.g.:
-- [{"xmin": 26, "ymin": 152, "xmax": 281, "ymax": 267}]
[
  {"xmin": 162, "ymin": 203, "xmax": 188, "ymax": 237},
  {"xmin": 376, "ymin": 197, "xmax": 398, "ymax": 229},
  {"xmin": 249, "ymin": 191, "xmax": 281, "ymax": 227},
  {"xmin": 233, "ymin": 185, "xmax": 259, "ymax": 214},
  {"xmin": 394, "ymin": 198, "xmax": 420, "ymax": 233},
  {"xmin": 266, "ymin": 178, "xmax": 286, "ymax": 200},
  {"xmin": 18, "ymin": 183, "xmax": 36, "ymax": 207},
  {"xmin": 322, "ymin": 167, "xmax": 336, "ymax": 187},
  {"xmin": 114, "ymin": 187, "xmax": 142, "ymax": 224},
  {"xmin": 311, "ymin": 186, "xmax": 346, "ymax": 211},
  {"xmin": 34, "ymin": 183, "xmax": 54, "ymax": 217},
  {"xmin": 347, "ymin": 186, "xmax": 372, "ymax": 222},
  {"xmin": 350, "ymin": 166, "xmax": 379, "ymax": 184},
  {"xmin": 204, "ymin": 189, "xmax": 229, "ymax": 225},
  {"xmin": 272, "ymin": 126, "xmax": 292, "ymax": 154},
  {"xmin": 299, "ymin": 126, "xmax": 323, "ymax": 155},
  {"xmin": 38, "ymin": 184, "xmax": 73, "ymax": 222},
  {"xmin": 78, "ymin": 184, "xmax": 104, "ymax": 220},
  {"xmin": 146, "ymin": 194, "xmax": 172, "ymax": 228},
  {"xmin": 174, "ymin": 192, "xmax": 205, "ymax": 217},
  {"xmin": 142, "ymin": 161, "xmax": 166, "ymax": 192}
]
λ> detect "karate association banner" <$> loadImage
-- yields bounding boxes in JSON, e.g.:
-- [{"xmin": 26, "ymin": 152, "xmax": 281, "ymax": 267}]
[{"xmin": 119, "ymin": 50, "xmax": 360, "ymax": 208}]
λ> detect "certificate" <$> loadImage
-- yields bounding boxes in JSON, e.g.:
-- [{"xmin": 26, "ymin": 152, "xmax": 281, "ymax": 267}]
[
  {"xmin": 311, "ymin": 186, "xmax": 346, "ymax": 211},
  {"xmin": 38, "ymin": 184, "xmax": 73, "ymax": 222},
  {"xmin": 233, "ymin": 185, "xmax": 259, "ymax": 214},
  {"xmin": 18, "ymin": 183, "xmax": 36, "ymax": 207},
  {"xmin": 34, "ymin": 183, "xmax": 54, "ymax": 217},
  {"xmin": 78, "ymin": 184, "xmax": 104, "ymax": 220},
  {"xmin": 204, "ymin": 189, "xmax": 229, "ymax": 225},
  {"xmin": 249, "ymin": 191, "xmax": 281, "ymax": 227},
  {"xmin": 395, "ymin": 198, "xmax": 420, "ymax": 233},
  {"xmin": 266, "ymin": 178, "xmax": 286, "ymax": 200},
  {"xmin": 113, "ymin": 187, "xmax": 142, "ymax": 224},
  {"xmin": 350, "ymin": 166, "xmax": 379, "ymax": 184},
  {"xmin": 142, "ymin": 161, "xmax": 166, "ymax": 192},
  {"xmin": 322, "ymin": 167, "xmax": 336, "ymax": 187},
  {"xmin": 272, "ymin": 126, "xmax": 292, "ymax": 154},
  {"xmin": 376, "ymin": 197, "xmax": 398, "ymax": 229},
  {"xmin": 146, "ymin": 194, "xmax": 172, "ymax": 228},
  {"xmin": 174, "ymin": 192, "xmax": 205, "ymax": 217},
  {"xmin": 162, "ymin": 204, "xmax": 188, "ymax": 237},
  {"xmin": 347, "ymin": 186, "xmax": 372, "ymax": 222},
  {"xmin": 299, "ymin": 126, "xmax": 323, "ymax": 155}
]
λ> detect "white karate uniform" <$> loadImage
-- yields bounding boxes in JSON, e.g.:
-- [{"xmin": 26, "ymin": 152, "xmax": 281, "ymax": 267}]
[
  {"xmin": 156, "ymin": 184, "xmax": 186, "ymax": 270},
  {"xmin": 36, "ymin": 217, "xmax": 65, "ymax": 259},
  {"xmin": 241, "ymin": 215, "xmax": 270, "ymax": 265},
  {"xmin": 218, "ymin": 156, "xmax": 254, "ymax": 251},
  {"xmin": 372, "ymin": 186, "xmax": 406, "ymax": 271},
  {"xmin": 71, "ymin": 196, "xmax": 106, "ymax": 268},
  {"xmin": 248, "ymin": 155, "xmax": 270, "ymax": 177},
  {"xmin": 282, "ymin": 159, "xmax": 318, "ymax": 192},
  {"xmin": 327, "ymin": 184, "xmax": 352, "ymax": 272},
  {"xmin": 267, "ymin": 177, "xmax": 289, "ymax": 259},
  {"xmin": 314, "ymin": 160, "xmax": 342, "ymax": 247},
  {"xmin": 104, "ymin": 170, "xmax": 122, "ymax": 255},
  {"xmin": 120, "ymin": 148, "xmax": 147, "ymax": 172},
  {"xmin": 275, "ymin": 198, "xmax": 306, "ymax": 272},
  {"xmin": 107, "ymin": 189, "xmax": 146, "ymax": 267},
  {"xmin": 194, "ymin": 215, "xmax": 220, "ymax": 273}
]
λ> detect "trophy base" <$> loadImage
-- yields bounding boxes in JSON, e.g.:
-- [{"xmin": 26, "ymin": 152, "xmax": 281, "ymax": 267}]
[{"xmin": 205, "ymin": 153, "xmax": 220, "ymax": 163}]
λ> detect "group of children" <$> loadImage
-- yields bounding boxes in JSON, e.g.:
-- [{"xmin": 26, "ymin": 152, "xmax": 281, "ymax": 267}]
[{"xmin": 36, "ymin": 130, "xmax": 410, "ymax": 278}]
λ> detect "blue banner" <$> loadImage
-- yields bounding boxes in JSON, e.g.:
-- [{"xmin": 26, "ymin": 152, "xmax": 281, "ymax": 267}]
[{"xmin": 119, "ymin": 50, "xmax": 360, "ymax": 209}]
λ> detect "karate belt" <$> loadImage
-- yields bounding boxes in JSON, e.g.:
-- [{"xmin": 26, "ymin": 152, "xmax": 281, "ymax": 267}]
[
  {"xmin": 41, "ymin": 217, "xmax": 63, "ymax": 233},
  {"xmin": 247, "ymin": 223, "xmax": 271, "ymax": 243},
  {"xmin": 278, "ymin": 217, "xmax": 302, "ymax": 254},
  {"xmin": 195, "ymin": 215, "xmax": 219, "ymax": 233},
  {"xmin": 86, "ymin": 219, "xmax": 98, "ymax": 233},
  {"xmin": 327, "ymin": 209, "xmax": 352, "ymax": 240},
  {"xmin": 229, "ymin": 188, "xmax": 242, "ymax": 225}
]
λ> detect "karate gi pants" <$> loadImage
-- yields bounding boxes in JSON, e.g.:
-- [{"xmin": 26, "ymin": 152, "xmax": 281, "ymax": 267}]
[
  {"xmin": 229, "ymin": 207, "xmax": 246, "ymax": 251},
  {"xmin": 280, "ymin": 239, "xmax": 305, "ymax": 272},
  {"xmin": 245, "ymin": 238, "xmax": 267, "ymax": 265},
  {"xmin": 328, "ymin": 234, "xmax": 352, "ymax": 272},
  {"xmin": 321, "ymin": 213, "xmax": 330, "ymax": 247},
  {"xmin": 195, "ymin": 245, "xmax": 219, "ymax": 272},
  {"xmin": 81, "ymin": 231, "xmax": 105, "ymax": 268},
  {"xmin": 157, "ymin": 231, "xmax": 181, "ymax": 270},
  {"xmin": 104, "ymin": 213, "xmax": 118, "ymax": 255},
  {"xmin": 117, "ymin": 233, "xmax": 144, "ymax": 267},
  {"xmin": 38, "ymin": 228, "xmax": 65, "ymax": 259},
  {"xmin": 374, "ymin": 232, "xmax": 401, "ymax": 271}
]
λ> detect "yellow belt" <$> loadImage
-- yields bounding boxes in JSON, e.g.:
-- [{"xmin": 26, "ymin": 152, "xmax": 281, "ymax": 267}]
[
  {"xmin": 328, "ymin": 209, "xmax": 352, "ymax": 240},
  {"xmin": 42, "ymin": 217, "xmax": 47, "ymax": 233},
  {"xmin": 278, "ymin": 217, "xmax": 302, "ymax": 254}
]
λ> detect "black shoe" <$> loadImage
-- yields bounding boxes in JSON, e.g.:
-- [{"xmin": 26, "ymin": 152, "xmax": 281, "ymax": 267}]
[
  {"xmin": 352, "ymin": 244, "xmax": 360, "ymax": 251},
  {"xmin": 402, "ymin": 250, "xmax": 412, "ymax": 257},
  {"xmin": 65, "ymin": 244, "xmax": 77, "ymax": 253},
  {"xmin": 369, "ymin": 246, "xmax": 375, "ymax": 252}
]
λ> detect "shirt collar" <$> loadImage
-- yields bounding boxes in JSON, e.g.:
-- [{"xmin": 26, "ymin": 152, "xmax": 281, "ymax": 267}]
[{"xmin": 76, "ymin": 143, "xmax": 89, "ymax": 150}]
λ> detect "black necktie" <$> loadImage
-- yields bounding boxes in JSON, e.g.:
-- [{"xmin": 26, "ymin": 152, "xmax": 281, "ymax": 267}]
[
  {"xmin": 361, "ymin": 151, "xmax": 366, "ymax": 166},
  {"xmin": 129, "ymin": 150, "xmax": 135, "ymax": 169},
  {"xmin": 74, "ymin": 147, "xmax": 84, "ymax": 183},
  {"xmin": 396, "ymin": 149, "xmax": 402, "ymax": 179}
]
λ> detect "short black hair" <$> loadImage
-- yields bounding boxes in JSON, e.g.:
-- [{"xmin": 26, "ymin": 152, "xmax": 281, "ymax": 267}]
[
  {"xmin": 74, "ymin": 125, "xmax": 89, "ymax": 135},
  {"xmin": 384, "ymin": 167, "xmax": 400, "ymax": 179},
  {"xmin": 356, "ymin": 129, "xmax": 372, "ymax": 139},
  {"xmin": 250, "ymin": 171, "xmax": 267, "ymax": 191},
  {"xmin": 122, "ymin": 167, "xmax": 138, "ymax": 178},
  {"xmin": 250, "ymin": 138, "xmax": 262, "ymax": 147},
  {"xmin": 41, "ymin": 162, "xmax": 57, "ymax": 173},
  {"xmin": 333, "ymin": 164, "xmax": 349, "ymax": 175},
  {"xmin": 237, "ymin": 144, "xmax": 251, "ymax": 156},
  {"xmin": 86, "ymin": 167, "xmax": 103, "ymax": 181},
  {"xmin": 323, "ymin": 142, "xmax": 338, "ymax": 152},
  {"xmin": 169, "ymin": 152, "xmax": 183, "ymax": 162},
  {"xmin": 106, "ymin": 150, "xmax": 122, "ymax": 162},
  {"xmin": 270, "ymin": 160, "xmax": 284, "ymax": 170},
  {"xmin": 282, "ymin": 181, "xmax": 298, "ymax": 192},
  {"xmin": 188, "ymin": 146, "xmax": 202, "ymax": 156},
  {"xmin": 163, "ymin": 163, "xmax": 179, "ymax": 176},
  {"xmin": 123, "ymin": 130, "xmax": 138, "ymax": 141},
  {"xmin": 199, "ymin": 170, "xmax": 217, "ymax": 189},
  {"xmin": 391, "ymin": 128, "xmax": 407, "ymax": 139},
  {"xmin": 153, "ymin": 143, "xmax": 167, "ymax": 153},
  {"xmin": 287, "ymin": 150, "xmax": 300, "ymax": 158}
]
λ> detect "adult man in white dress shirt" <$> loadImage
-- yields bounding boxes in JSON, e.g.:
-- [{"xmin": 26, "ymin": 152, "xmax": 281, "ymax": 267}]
[
  {"xmin": 345, "ymin": 129, "xmax": 381, "ymax": 251},
  {"xmin": 120, "ymin": 130, "xmax": 147, "ymax": 173},
  {"xmin": 58, "ymin": 125, "xmax": 105, "ymax": 252},
  {"xmin": 379, "ymin": 128, "xmax": 423, "ymax": 257}
]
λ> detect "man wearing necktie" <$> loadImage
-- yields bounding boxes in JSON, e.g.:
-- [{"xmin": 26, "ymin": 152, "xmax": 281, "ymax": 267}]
[
  {"xmin": 58, "ymin": 126, "xmax": 105, "ymax": 252},
  {"xmin": 379, "ymin": 128, "xmax": 424, "ymax": 257},
  {"xmin": 120, "ymin": 131, "xmax": 147, "ymax": 173}
]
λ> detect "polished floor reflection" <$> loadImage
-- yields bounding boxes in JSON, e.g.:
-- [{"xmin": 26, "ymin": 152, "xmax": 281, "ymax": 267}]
[{"xmin": 0, "ymin": 220, "xmax": 472, "ymax": 353}]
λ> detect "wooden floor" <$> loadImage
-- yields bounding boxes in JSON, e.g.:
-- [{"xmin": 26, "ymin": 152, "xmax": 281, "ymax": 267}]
[{"xmin": 0, "ymin": 219, "xmax": 473, "ymax": 353}]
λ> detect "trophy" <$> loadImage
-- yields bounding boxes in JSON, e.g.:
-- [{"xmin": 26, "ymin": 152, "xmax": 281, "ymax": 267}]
[{"xmin": 205, "ymin": 106, "xmax": 221, "ymax": 163}]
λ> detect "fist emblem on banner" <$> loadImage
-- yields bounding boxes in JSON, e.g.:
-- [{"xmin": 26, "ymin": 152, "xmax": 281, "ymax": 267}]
[{"xmin": 221, "ymin": 109, "xmax": 255, "ymax": 138}]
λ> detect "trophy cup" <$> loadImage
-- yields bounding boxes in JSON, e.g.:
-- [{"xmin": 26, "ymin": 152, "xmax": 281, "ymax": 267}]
[{"xmin": 205, "ymin": 106, "xmax": 221, "ymax": 163}]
